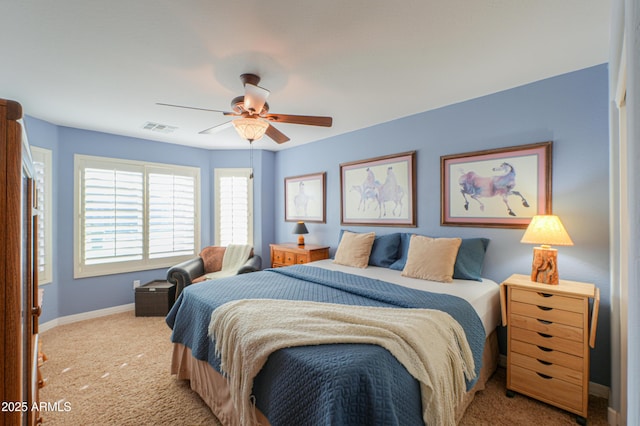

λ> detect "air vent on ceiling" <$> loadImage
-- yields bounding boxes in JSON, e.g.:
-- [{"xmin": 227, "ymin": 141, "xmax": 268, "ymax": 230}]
[{"xmin": 142, "ymin": 121, "xmax": 177, "ymax": 133}]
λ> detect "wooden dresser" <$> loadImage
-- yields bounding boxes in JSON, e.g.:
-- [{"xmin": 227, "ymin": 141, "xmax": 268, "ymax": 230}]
[
  {"xmin": 500, "ymin": 274, "xmax": 599, "ymax": 424},
  {"xmin": 270, "ymin": 243, "xmax": 330, "ymax": 268},
  {"xmin": 1, "ymin": 99, "xmax": 43, "ymax": 425}
]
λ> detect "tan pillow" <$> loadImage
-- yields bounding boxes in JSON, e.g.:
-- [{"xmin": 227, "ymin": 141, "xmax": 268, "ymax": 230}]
[
  {"xmin": 401, "ymin": 235, "xmax": 462, "ymax": 283},
  {"xmin": 333, "ymin": 231, "xmax": 376, "ymax": 268}
]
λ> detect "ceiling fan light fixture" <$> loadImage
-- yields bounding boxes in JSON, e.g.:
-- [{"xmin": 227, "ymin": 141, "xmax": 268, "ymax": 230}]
[{"xmin": 232, "ymin": 117, "xmax": 269, "ymax": 142}]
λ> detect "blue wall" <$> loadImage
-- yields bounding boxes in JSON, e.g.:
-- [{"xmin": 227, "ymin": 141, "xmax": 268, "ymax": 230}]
[
  {"xmin": 274, "ymin": 64, "xmax": 610, "ymax": 386},
  {"xmin": 24, "ymin": 119, "xmax": 275, "ymax": 323},
  {"xmin": 25, "ymin": 64, "xmax": 610, "ymax": 386}
]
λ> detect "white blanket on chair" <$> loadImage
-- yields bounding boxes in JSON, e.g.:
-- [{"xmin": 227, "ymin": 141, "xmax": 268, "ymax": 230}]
[
  {"xmin": 208, "ymin": 299, "xmax": 476, "ymax": 426},
  {"xmin": 204, "ymin": 244, "xmax": 252, "ymax": 280}
]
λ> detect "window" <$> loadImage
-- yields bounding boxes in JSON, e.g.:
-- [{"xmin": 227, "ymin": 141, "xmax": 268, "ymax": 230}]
[
  {"xmin": 214, "ymin": 168, "xmax": 253, "ymax": 246},
  {"xmin": 31, "ymin": 147, "xmax": 52, "ymax": 285},
  {"xmin": 74, "ymin": 155, "xmax": 200, "ymax": 278}
]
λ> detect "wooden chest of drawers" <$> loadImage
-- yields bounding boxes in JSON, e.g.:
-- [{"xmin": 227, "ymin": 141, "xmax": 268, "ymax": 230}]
[
  {"xmin": 500, "ymin": 274, "xmax": 599, "ymax": 424},
  {"xmin": 270, "ymin": 243, "xmax": 330, "ymax": 268}
]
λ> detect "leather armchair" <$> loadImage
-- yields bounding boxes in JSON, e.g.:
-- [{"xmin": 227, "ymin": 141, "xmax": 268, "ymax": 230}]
[{"xmin": 167, "ymin": 252, "xmax": 262, "ymax": 298}]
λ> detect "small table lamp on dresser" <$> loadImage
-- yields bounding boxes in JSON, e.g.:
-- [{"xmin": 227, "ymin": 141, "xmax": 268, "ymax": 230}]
[
  {"xmin": 292, "ymin": 221, "xmax": 309, "ymax": 246},
  {"xmin": 520, "ymin": 215, "xmax": 574, "ymax": 285}
]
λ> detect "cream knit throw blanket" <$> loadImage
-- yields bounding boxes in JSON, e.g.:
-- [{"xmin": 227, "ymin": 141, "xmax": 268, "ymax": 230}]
[
  {"xmin": 203, "ymin": 244, "xmax": 252, "ymax": 280},
  {"xmin": 208, "ymin": 299, "xmax": 476, "ymax": 426}
]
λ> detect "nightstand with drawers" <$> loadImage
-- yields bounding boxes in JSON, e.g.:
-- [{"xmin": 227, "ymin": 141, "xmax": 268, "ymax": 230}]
[
  {"xmin": 500, "ymin": 274, "xmax": 600, "ymax": 424},
  {"xmin": 270, "ymin": 243, "xmax": 330, "ymax": 268}
]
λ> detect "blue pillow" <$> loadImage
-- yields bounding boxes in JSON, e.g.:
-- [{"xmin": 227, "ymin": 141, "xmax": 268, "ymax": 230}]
[
  {"xmin": 452, "ymin": 238, "xmax": 490, "ymax": 281},
  {"xmin": 338, "ymin": 230, "xmax": 401, "ymax": 267},
  {"xmin": 389, "ymin": 233, "xmax": 413, "ymax": 271},
  {"xmin": 369, "ymin": 233, "xmax": 401, "ymax": 267}
]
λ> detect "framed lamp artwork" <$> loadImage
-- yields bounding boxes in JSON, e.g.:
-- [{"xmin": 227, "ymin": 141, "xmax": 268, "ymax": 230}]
[
  {"xmin": 284, "ymin": 172, "xmax": 326, "ymax": 223},
  {"xmin": 340, "ymin": 151, "xmax": 416, "ymax": 226},
  {"xmin": 440, "ymin": 141, "xmax": 552, "ymax": 228}
]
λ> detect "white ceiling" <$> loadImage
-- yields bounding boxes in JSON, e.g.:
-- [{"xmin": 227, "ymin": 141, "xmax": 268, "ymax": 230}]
[{"xmin": 1, "ymin": 1, "xmax": 610, "ymax": 151}]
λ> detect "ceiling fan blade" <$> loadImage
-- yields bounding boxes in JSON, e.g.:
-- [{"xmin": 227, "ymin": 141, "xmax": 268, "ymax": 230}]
[
  {"xmin": 156, "ymin": 102, "xmax": 231, "ymax": 114},
  {"xmin": 263, "ymin": 113, "xmax": 332, "ymax": 127},
  {"xmin": 199, "ymin": 121, "xmax": 233, "ymax": 134},
  {"xmin": 265, "ymin": 124, "xmax": 290, "ymax": 144}
]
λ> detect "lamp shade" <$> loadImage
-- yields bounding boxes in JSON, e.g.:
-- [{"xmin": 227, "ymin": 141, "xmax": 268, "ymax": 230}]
[
  {"xmin": 292, "ymin": 221, "xmax": 308, "ymax": 246},
  {"xmin": 292, "ymin": 221, "xmax": 309, "ymax": 235},
  {"xmin": 232, "ymin": 117, "xmax": 269, "ymax": 141},
  {"xmin": 520, "ymin": 215, "xmax": 573, "ymax": 247}
]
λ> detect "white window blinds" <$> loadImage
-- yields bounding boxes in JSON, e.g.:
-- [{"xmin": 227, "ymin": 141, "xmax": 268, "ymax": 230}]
[
  {"xmin": 83, "ymin": 167, "xmax": 144, "ymax": 265},
  {"xmin": 148, "ymin": 172, "xmax": 196, "ymax": 258},
  {"xmin": 31, "ymin": 147, "xmax": 52, "ymax": 285},
  {"xmin": 75, "ymin": 155, "xmax": 200, "ymax": 278},
  {"xmin": 215, "ymin": 168, "xmax": 253, "ymax": 247}
]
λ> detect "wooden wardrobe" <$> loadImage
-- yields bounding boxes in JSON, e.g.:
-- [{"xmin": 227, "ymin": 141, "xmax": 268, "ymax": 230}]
[{"xmin": 1, "ymin": 99, "xmax": 42, "ymax": 425}]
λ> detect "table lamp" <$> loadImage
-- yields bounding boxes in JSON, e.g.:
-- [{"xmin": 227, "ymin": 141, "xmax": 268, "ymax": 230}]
[
  {"xmin": 292, "ymin": 221, "xmax": 309, "ymax": 246},
  {"xmin": 520, "ymin": 215, "xmax": 573, "ymax": 284}
]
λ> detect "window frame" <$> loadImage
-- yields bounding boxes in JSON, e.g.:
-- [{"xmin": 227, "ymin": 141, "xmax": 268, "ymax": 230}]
[
  {"xmin": 74, "ymin": 154, "xmax": 201, "ymax": 278},
  {"xmin": 214, "ymin": 168, "xmax": 253, "ymax": 247},
  {"xmin": 31, "ymin": 146, "xmax": 53, "ymax": 285}
]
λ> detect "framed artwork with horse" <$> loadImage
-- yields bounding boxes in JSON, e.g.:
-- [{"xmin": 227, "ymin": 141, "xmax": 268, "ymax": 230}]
[
  {"xmin": 340, "ymin": 151, "xmax": 416, "ymax": 226},
  {"xmin": 285, "ymin": 172, "xmax": 326, "ymax": 223},
  {"xmin": 440, "ymin": 142, "xmax": 552, "ymax": 228}
]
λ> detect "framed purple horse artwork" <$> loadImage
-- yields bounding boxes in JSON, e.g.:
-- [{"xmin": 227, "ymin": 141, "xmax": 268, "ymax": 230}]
[
  {"xmin": 440, "ymin": 142, "xmax": 552, "ymax": 228},
  {"xmin": 340, "ymin": 151, "xmax": 416, "ymax": 226}
]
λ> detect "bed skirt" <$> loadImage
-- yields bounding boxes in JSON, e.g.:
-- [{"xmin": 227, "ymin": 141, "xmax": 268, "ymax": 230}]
[{"xmin": 171, "ymin": 330, "xmax": 499, "ymax": 425}]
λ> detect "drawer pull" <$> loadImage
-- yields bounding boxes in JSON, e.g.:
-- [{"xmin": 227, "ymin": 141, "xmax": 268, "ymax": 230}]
[
  {"xmin": 537, "ymin": 332, "xmax": 552, "ymax": 338},
  {"xmin": 537, "ymin": 319, "xmax": 553, "ymax": 325},
  {"xmin": 536, "ymin": 372, "xmax": 553, "ymax": 380},
  {"xmin": 537, "ymin": 305, "xmax": 553, "ymax": 311},
  {"xmin": 537, "ymin": 359, "xmax": 552, "ymax": 366},
  {"xmin": 537, "ymin": 345, "xmax": 553, "ymax": 352},
  {"xmin": 537, "ymin": 292, "xmax": 554, "ymax": 298}
]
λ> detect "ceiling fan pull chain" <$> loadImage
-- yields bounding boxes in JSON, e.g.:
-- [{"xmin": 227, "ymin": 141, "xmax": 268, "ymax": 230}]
[{"xmin": 249, "ymin": 140, "xmax": 254, "ymax": 180}]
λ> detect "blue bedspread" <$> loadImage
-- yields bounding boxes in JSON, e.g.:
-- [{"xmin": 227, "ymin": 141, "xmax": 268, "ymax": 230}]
[{"xmin": 166, "ymin": 265, "xmax": 486, "ymax": 426}]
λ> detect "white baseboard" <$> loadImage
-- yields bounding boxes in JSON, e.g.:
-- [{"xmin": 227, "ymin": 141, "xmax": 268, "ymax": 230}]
[
  {"xmin": 607, "ymin": 407, "xmax": 619, "ymax": 425},
  {"xmin": 39, "ymin": 303, "xmax": 134, "ymax": 333},
  {"xmin": 589, "ymin": 381, "xmax": 610, "ymax": 399},
  {"xmin": 498, "ymin": 354, "xmax": 610, "ymax": 399}
]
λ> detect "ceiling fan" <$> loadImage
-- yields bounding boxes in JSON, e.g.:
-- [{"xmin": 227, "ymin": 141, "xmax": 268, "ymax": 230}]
[{"xmin": 157, "ymin": 73, "xmax": 333, "ymax": 144}]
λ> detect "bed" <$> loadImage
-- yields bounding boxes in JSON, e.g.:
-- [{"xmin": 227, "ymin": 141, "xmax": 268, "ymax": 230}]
[{"xmin": 166, "ymin": 234, "xmax": 501, "ymax": 426}]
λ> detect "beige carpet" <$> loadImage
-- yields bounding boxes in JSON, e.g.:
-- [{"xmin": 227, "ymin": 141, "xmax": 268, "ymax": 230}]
[{"xmin": 39, "ymin": 311, "xmax": 608, "ymax": 425}]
